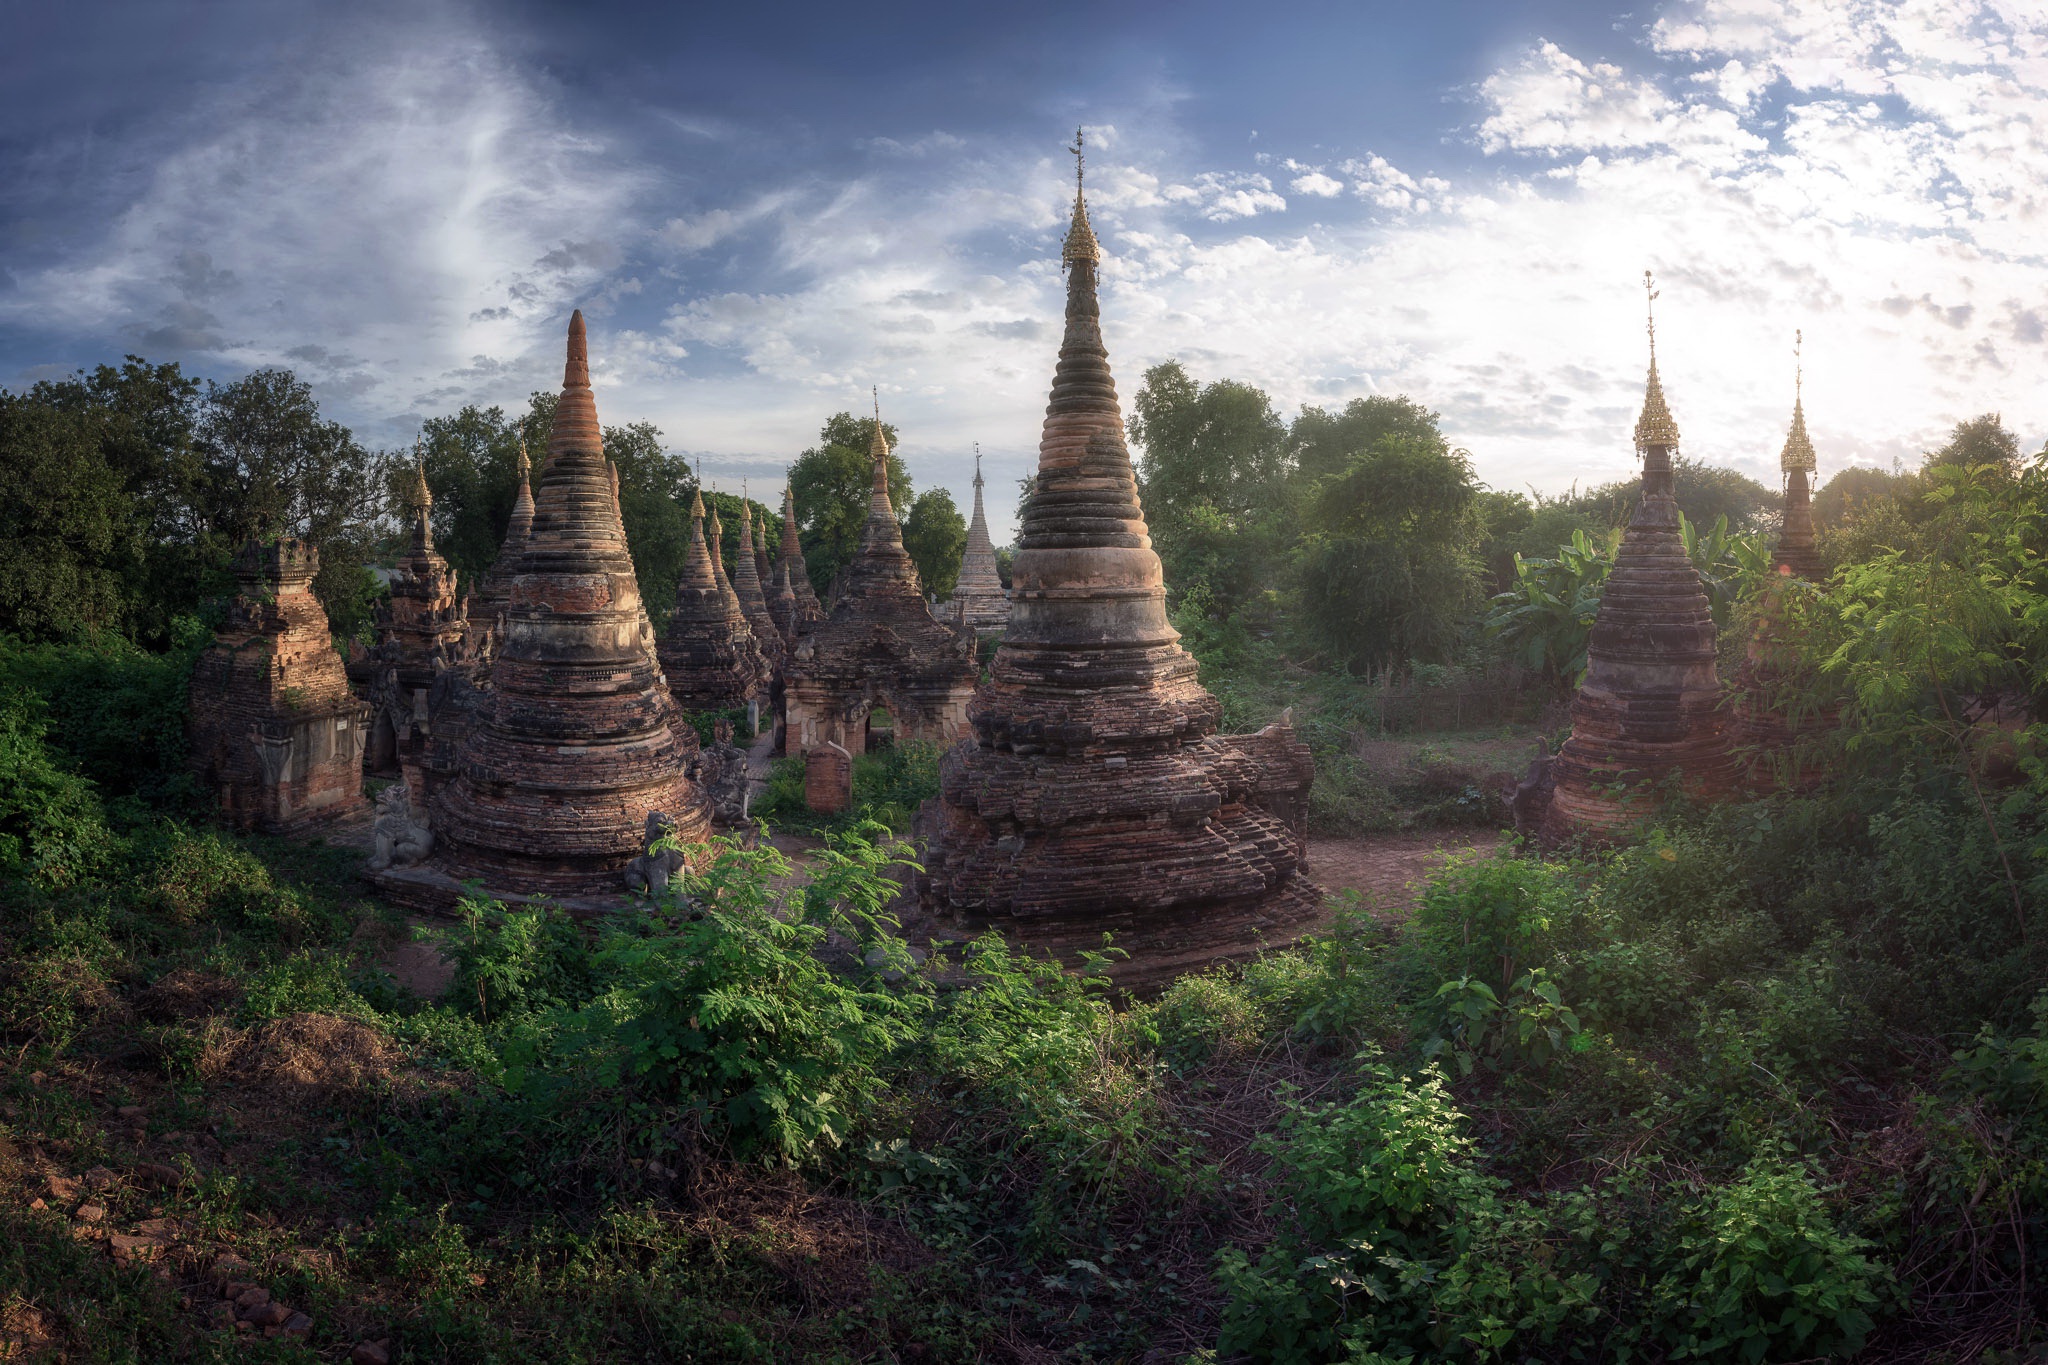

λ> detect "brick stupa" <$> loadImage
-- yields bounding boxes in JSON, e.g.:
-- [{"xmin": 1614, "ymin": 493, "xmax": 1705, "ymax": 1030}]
[
  {"xmin": 422, "ymin": 312, "xmax": 710, "ymax": 898},
  {"xmin": 730, "ymin": 493, "xmax": 785, "ymax": 671},
  {"xmin": 946, "ymin": 445, "xmax": 1010, "ymax": 633},
  {"xmin": 472, "ymin": 438, "xmax": 537, "ymax": 639},
  {"xmin": 365, "ymin": 462, "xmax": 473, "ymax": 782},
  {"xmin": 1730, "ymin": 331, "xmax": 1832, "ymax": 785},
  {"xmin": 782, "ymin": 410, "xmax": 978, "ymax": 758},
  {"xmin": 1542, "ymin": 277, "xmax": 1736, "ymax": 841},
  {"xmin": 657, "ymin": 488, "xmax": 772, "ymax": 713},
  {"xmin": 915, "ymin": 136, "xmax": 1318, "ymax": 990},
  {"xmin": 189, "ymin": 538, "xmax": 369, "ymax": 834},
  {"xmin": 774, "ymin": 480, "xmax": 826, "ymax": 635}
]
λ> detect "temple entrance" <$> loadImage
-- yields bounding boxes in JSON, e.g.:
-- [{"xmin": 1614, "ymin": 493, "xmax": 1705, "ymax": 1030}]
[{"xmin": 865, "ymin": 705, "xmax": 896, "ymax": 753}]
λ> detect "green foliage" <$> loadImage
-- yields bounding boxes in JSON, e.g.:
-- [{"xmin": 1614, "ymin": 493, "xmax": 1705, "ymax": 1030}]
[
  {"xmin": 415, "ymin": 400, "xmax": 549, "ymax": 590},
  {"xmin": 1483, "ymin": 529, "xmax": 1612, "ymax": 684},
  {"xmin": 754, "ymin": 740, "xmax": 942, "ymax": 835},
  {"xmin": 0, "ymin": 628, "xmax": 203, "ymax": 812},
  {"xmin": 433, "ymin": 895, "xmax": 599, "ymax": 1024},
  {"xmin": 788, "ymin": 412, "xmax": 911, "ymax": 599},
  {"xmin": 0, "ymin": 393, "xmax": 139, "ymax": 639},
  {"xmin": 901, "ymin": 486, "xmax": 966, "ymax": 599},
  {"xmin": 1293, "ymin": 432, "xmax": 1484, "ymax": 671},
  {"xmin": 0, "ymin": 689, "xmax": 115, "ymax": 889}
]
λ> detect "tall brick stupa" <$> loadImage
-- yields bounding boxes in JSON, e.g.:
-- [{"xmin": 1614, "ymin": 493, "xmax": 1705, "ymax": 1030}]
[
  {"xmin": 426, "ymin": 311, "xmax": 710, "ymax": 895},
  {"xmin": 774, "ymin": 480, "xmax": 827, "ymax": 635},
  {"xmin": 658, "ymin": 488, "xmax": 772, "ymax": 713},
  {"xmin": 915, "ymin": 132, "xmax": 1317, "ymax": 989},
  {"xmin": 1542, "ymin": 275, "xmax": 1736, "ymax": 841},
  {"xmin": 946, "ymin": 444, "xmax": 1010, "ymax": 633}
]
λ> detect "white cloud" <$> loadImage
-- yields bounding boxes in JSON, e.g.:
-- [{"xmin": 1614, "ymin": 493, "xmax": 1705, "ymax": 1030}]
[{"xmin": 1290, "ymin": 170, "xmax": 1344, "ymax": 197}]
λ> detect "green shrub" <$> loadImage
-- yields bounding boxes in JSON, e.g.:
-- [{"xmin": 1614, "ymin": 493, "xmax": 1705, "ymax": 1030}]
[
  {"xmin": 127, "ymin": 821, "xmax": 309, "ymax": 937},
  {"xmin": 0, "ymin": 628, "xmax": 203, "ymax": 813},
  {"xmin": 0, "ymin": 689, "xmax": 116, "ymax": 889},
  {"xmin": 430, "ymin": 894, "xmax": 599, "ymax": 1023}
]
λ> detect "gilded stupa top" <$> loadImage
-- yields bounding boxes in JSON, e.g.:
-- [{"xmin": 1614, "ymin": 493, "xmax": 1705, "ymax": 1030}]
[
  {"xmin": 1633, "ymin": 270, "xmax": 1681, "ymax": 453},
  {"xmin": 1780, "ymin": 329, "xmax": 1817, "ymax": 474},
  {"xmin": 1062, "ymin": 126, "xmax": 1101, "ymax": 266}
]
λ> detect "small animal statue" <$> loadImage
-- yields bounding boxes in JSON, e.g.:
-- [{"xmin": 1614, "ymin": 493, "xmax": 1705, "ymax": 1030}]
[
  {"xmin": 368, "ymin": 783, "xmax": 434, "ymax": 871},
  {"xmin": 1511, "ymin": 736, "xmax": 1557, "ymax": 838},
  {"xmin": 624, "ymin": 810, "xmax": 687, "ymax": 896}
]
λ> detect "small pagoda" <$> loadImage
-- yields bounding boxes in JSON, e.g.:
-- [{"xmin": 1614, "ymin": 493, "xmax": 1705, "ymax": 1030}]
[
  {"xmin": 774, "ymin": 480, "xmax": 827, "ymax": 635},
  {"xmin": 1541, "ymin": 276, "xmax": 1736, "ymax": 841},
  {"xmin": 729, "ymin": 492, "xmax": 786, "ymax": 671},
  {"xmin": 472, "ymin": 437, "xmax": 537, "ymax": 642},
  {"xmin": 364, "ymin": 461, "xmax": 474, "ymax": 787},
  {"xmin": 189, "ymin": 538, "xmax": 370, "ymax": 834},
  {"xmin": 915, "ymin": 133, "xmax": 1318, "ymax": 990},
  {"xmin": 782, "ymin": 406, "xmax": 978, "ymax": 758},
  {"xmin": 657, "ymin": 488, "xmax": 773, "ymax": 714},
  {"xmin": 410, "ymin": 311, "xmax": 710, "ymax": 901},
  {"xmin": 945, "ymin": 444, "xmax": 1010, "ymax": 633},
  {"xmin": 1729, "ymin": 330, "xmax": 1832, "ymax": 784}
]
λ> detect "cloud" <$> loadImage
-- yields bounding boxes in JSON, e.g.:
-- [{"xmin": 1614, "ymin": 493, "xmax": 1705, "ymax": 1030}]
[{"xmin": 1290, "ymin": 170, "xmax": 1343, "ymax": 197}]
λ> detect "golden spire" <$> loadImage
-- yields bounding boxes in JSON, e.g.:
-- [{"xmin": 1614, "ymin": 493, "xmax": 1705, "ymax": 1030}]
[
  {"xmin": 515, "ymin": 436, "xmax": 530, "ymax": 482},
  {"xmin": 1062, "ymin": 125, "xmax": 1101, "ymax": 266},
  {"xmin": 411, "ymin": 442, "xmax": 432, "ymax": 512},
  {"xmin": 869, "ymin": 386, "xmax": 890, "ymax": 460},
  {"xmin": 1633, "ymin": 270, "xmax": 1680, "ymax": 453},
  {"xmin": 690, "ymin": 485, "xmax": 705, "ymax": 517},
  {"xmin": 1780, "ymin": 328, "xmax": 1817, "ymax": 474}
]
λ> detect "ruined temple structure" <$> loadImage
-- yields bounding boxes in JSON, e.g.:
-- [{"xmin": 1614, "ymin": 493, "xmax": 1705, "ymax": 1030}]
[
  {"xmin": 657, "ymin": 488, "xmax": 772, "ymax": 714},
  {"xmin": 782, "ymin": 409, "xmax": 978, "ymax": 759},
  {"xmin": 1541, "ymin": 276, "xmax": 1736, "ymax": 842},
  {"xmin": 189, "ymin": 538, "xmax": 370, "ymax": 834},
  {"xmin": 376, "ymin": 311, "xmax": 709, "ymax": 906},
  {"xmin": 774, "ymin": 480, "xmax": 827, "ymax": 637},
  {"xmin": 363, "ymin": 463, "xmax": 476, "ymax": 793},
  {"xmin": 944, "ymin": 444, "xmax": 1010, "ymax": 633},
  {"xmin": 472, "ymin": 438, "xmax": 537, "ymax": 642},
  {"xmin": 914, "ymin": 135, "xmax": 1318, "ymax": 991},
  {"xmin": 1729, "ymin": 331, "xmax": 1832, "ymax": 785},
  {"xmin": 730, "ymin": 492, "xmax": 786, "ymax": 671}
]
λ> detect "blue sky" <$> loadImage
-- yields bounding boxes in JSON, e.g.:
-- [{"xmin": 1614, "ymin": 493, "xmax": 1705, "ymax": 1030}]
[{"xmin": 5, "ymin": 0, "xmax": 2046, "ymax": 542}]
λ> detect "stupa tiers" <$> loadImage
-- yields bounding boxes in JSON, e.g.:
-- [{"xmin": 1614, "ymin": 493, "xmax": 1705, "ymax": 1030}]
[
  {"xmin": 1730, "ymin": 332, "xmax": 1831, "ymax": 783},
  {"xmin": 730, "ymin": 493, "xmax": 786, "ymax": 670},
  {"xmin": 774, "ymin": 481, "xmax": 827, "ymax": 634},
  {"xmin": 782, "ymin": 408, "xmax": 978, "ymax": 756},
  {"xmin": 364, "ymin": 462, "xmax": 474, "ymax": 783},
  {"xmin": 188, "ymin": 538, "xmax": 370, "ymax": 834},
  {"xmin": 657, "ymin": 489, "xmax": 772, "ymax": 713},
  {"xmin": 473, "ymin": 438, "xmax": 537, "ymax": 640},
  {"xmin": 915, "ymin": 134, "xmax": 1318, "ymax": 990},
  {"xmin": 1541, "ymin": 277, "xmax": 1736, "ymax": 842},
  {"xmin": 413, "ymin": 311, "xmax": 710, "ymax": 899},
  {"xmin": 946, "ymin": 445, "xmax": 1011, "ymax": 633}
]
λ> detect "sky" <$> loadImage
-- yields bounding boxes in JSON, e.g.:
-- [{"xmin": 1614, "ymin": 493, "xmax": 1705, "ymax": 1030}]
[{"xmin": 4, "ymin": 0, "xmax": 2046, "ymax": 544}]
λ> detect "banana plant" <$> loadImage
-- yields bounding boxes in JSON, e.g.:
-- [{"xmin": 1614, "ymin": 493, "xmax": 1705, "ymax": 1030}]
[{"xmin": 1483, "ymin": 528, "xmax": 1611, "ymax": 685}]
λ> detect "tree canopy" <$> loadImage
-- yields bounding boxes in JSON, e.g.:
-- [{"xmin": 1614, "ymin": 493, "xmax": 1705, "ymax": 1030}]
[
  {"xmin": 902, "ymin": 488, "xmax": 966, "ymax": 599},
  {"xmin": 788, "ymin": 413, "xmax": 910, "ymax": 601}
]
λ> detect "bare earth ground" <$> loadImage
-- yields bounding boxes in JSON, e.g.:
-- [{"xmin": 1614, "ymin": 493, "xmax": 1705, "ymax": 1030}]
[{"xmin": 1304, "ymin": 828, "xmax": 1501, "ymax": 918}]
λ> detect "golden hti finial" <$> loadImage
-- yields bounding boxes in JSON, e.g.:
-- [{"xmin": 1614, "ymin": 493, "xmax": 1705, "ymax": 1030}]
[
  {"xmin": 1062, "ymin": 125, "xmax": 1101, "ymax": 267},
  {"xmin": 1780, "ymin": 327, "xmax": 1817, "ymax": 475},
  {"xmin": 974, "ymin": 440, "xmax": 983, "ymax": 488},
  {"xmin": 869, "ymin": 386, "xmax": 890, "ymax": 460},
  {"xmin": 1633, "ymin": 270, "xmax": 1680, "ymax": 454},
  {"xmin": 516, "ymin": 435, "xmax": 530, "ymax": 481}
]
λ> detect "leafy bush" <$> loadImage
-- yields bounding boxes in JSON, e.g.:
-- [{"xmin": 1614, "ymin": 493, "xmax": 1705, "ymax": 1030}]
[
  {"xmin": 0, "ymin": 627, "xmax": 204, "ymax": 813},
  {"xmin": 0, "ymin": 688, "xmax": 116, "ymax": 889}
]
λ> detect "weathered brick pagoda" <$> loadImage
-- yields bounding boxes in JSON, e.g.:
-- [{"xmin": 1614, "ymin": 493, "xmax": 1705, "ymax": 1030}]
[
  {"xmin": 730, "ymin": 495, "xmax": 785, "ymax": 670},
  {"xmin": 657, "ymin": 488, "xmax": 772, "ymax": 714},
  {"xmin": 364, "ymin": 462, "xmax": 474, "ymax": 783},
  {"xmin": 1729, "ymin": 332, "xmax": 1831, "ymax": 783},
  {"xmin": 774, "ymin": 480, "xmax": 826, "ymax": 637},
  {"xmin": 395, "ymin": 311, "xmax": 710, "ymax": 903},
  {"xmin": 472, "ymin": 438, "xmax": 537, "ymax": 642},
  {"xmin": 1541, "ymin": 277, "xmax": 1736, "ymax": 841},
  {"xmin": 915, "ymin": 139, "xmax": 1318, "ymax": 990},
  {"xmin": 782, "ymin": 413, "xmax": 977, "ymax": 757},
  {"xmin": 945, "ymin": 445, "xmax": 1010, "ymax": 633},
  {"xmin": 189, "ymin": 538, "xmax": 369, "ymax": 834}
]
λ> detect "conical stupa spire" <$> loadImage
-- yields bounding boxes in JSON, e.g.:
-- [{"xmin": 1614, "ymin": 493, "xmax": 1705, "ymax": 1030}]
[
  {"xmin": 408, "ymin": 449, "xmax": 435, "ymax": 554},
  {"xmin": 1542, "ymin": 279, "xmax": 1733, "ymax": 841},
  {"xmin": 1634, "ymin": 271, "xmax": 1681, "ymax": 458},
  {"xmin": 949, "ymin": 441, "xmax": 1008, "ymax": 632},
  {"xmin": 776, "ymin": 478, "xmax": 825, "ymax": 628},
  {"xmin": 657, "ymin": 483, "xmax": 769, "ymax": 710},
  {"xmin": 729, "ymin": 489, "xmax": 784, "ymax": 666},
  {"xmin": 1772, "ymin": 329, "xmax": 1823, "ymax": 580},
  {"xmin": 915, "ymin": 130, "xmax": 1318, "ymax": 978},
  {"xmin": 431, "ymin": 310, "xmax": 710, "ymax": 895},
  {"xmin": 833, "ymin": 390, "xmax": 922, "ymax": 604},
  {"xmin": 474, "ymin": 437, "xmax": 538, "ymax": 630}
]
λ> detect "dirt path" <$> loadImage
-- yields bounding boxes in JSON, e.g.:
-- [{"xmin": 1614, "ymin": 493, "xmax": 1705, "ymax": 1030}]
[{"xmin": 1306, "ymin": 828, "xmax": 1500, "ymax": 915}]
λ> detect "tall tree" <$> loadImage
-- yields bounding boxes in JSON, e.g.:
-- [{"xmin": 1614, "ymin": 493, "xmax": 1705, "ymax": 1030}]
[
  {"xmin": 1290, "ymin": 394, "xmax": 1444, "ymax": 489},
  {"xmin": 1294, "ymin": 430, "xmax": 1484, "ymax": 671},
  {"xmin": 1129, "ymin": 361, "xmax": 1290, "ymax": 613},
  {"xmin": 788, "ymin": 412, "xmax": 911, "ymax": 600},
  {"xmin": 902, "ymin": 488, "xmax": 966, "ymax": 599},
  {"xmin": 0, "ymin": 395, "xmax": 135, "ymax": 639}
]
